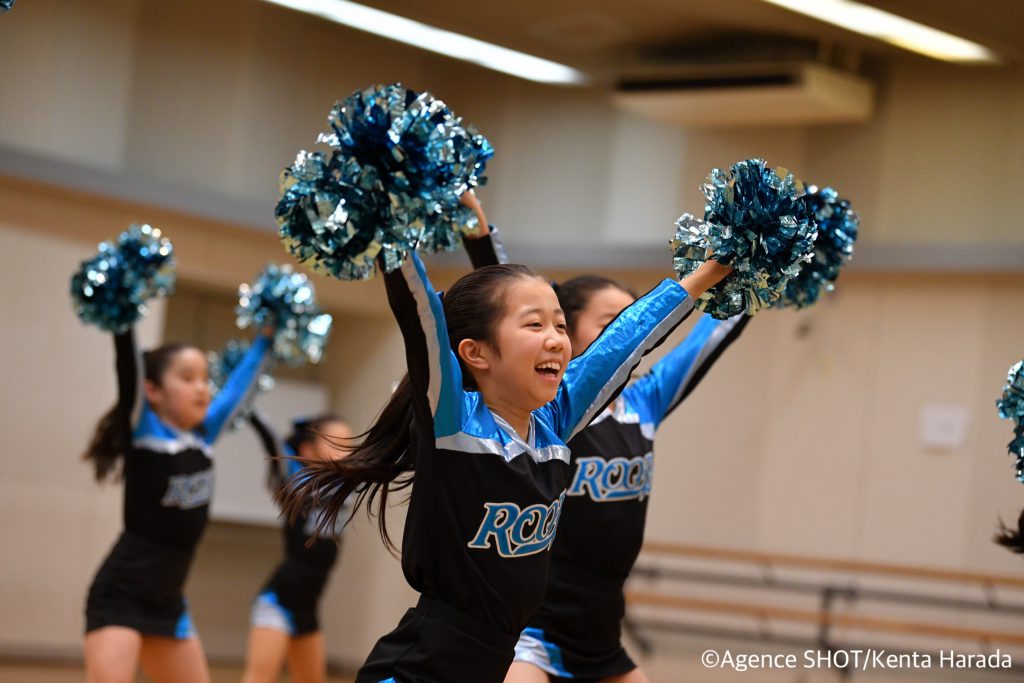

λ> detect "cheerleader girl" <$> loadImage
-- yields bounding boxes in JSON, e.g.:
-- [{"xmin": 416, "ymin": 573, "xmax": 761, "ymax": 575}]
[
  {"xmin": 241, "ymin": 412, "xmax": 354, "ymax": 683},
  {"xmin": 506, "ymin": 277, "xmax": 748, "ymax": 683},
  {"xmin": 462, "ymin": 197, "xmax": 748, "ymax": 683},
  {"xmin": 83, "ymin": 328, "xmax": 271, "ymax": 683},
  {"xmin": 279, "ymin": 239, "xmax": 731, "ymax": 682}
]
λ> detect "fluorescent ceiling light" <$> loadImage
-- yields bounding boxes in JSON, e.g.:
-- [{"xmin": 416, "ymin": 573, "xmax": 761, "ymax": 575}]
[
  {"xmin": 760, "ymin": 0, "xmax": 998, "ymax": 63},
  {"xmin": 259, "ymin": 0, "xmax": 587, "ymax": 85}
]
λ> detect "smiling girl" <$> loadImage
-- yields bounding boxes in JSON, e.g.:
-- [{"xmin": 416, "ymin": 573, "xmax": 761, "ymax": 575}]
[
  {"xmin": 83, "ymin": 327, "xmax": 271, "ymax": 683},
  {"xmin": 279, "ymin": 239, "xmax": 730, "ymax": 682}
]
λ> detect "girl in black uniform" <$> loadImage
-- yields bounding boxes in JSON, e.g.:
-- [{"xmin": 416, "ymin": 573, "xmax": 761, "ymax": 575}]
[
  {"xmin": 242, "ymin": 412, "xmax": 354, "ymax": 683},
  {"xmin": 279, "ymin": 238, "xmax": 732, "ymax": 682},
  {"xmin": 83, "ymin": 328, "xmax": 271, "ymax": 683},
  {"xmin": 507, "ymin": 277, "xmax": 748, "ymax": 683}
]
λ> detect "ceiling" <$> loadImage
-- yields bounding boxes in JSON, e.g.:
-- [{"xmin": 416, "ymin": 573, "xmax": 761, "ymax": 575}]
[{"xmin": 346, "ymin": 0, "xmax": 1023, "ymax": 75}]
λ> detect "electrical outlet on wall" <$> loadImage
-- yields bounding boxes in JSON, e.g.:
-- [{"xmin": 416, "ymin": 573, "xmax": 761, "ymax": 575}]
[{"xmin": 919, "ymin": 404, "xmax": 971, "ymax": 451}]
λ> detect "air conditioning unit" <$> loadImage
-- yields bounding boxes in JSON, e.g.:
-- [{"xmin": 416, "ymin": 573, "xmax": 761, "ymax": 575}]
[{"xmin": 612, "ymin": 62, "xmax": 873, "ymax": 128}]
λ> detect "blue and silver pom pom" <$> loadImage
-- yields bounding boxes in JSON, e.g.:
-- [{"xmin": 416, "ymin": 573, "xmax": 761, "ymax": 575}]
[
  {"xmin": 237, "ymin": 264, "xmax": 333, "ymax": 366},
  {"xmin": 276, "ymin": 150, "xmax": 395, "ymax": 280},
  {"xmin": 671, "ymin": 159, "xmax": 817, "ymax": 319},
  {"xmin": 208, "ymin": 340, "xmax": 276, "ymax": 429},
  {"xmin": 70, "ymin": 224, "xmax": 175, "ymax": 333},
  {"xmin": 1009, "ymin": 425, "xmax": 1024, "ymax": 484},
  {"xmin": 997, "ymin": 360, "xmax": 1024, "ymax": 424},
  {"xmin": 417, "ymin": 128, "xmax": 495, "ymax": 254},
  {"xmin": 997, "ymin": 360, "xmax": 1024, "ymax": 483},
  {"xmin": 776, "ymin": 186, "xmax": 859, "ymax": 309},
  {"xmin": 277, "ymin": 84, "xmax": 493, "ymax": 278},
  {"xmin": 1, "ymin": 1, "xmax": 15, "ymax": 14}
]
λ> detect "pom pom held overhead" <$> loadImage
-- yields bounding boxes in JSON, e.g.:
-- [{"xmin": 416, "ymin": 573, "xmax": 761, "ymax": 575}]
[
  {"xmin": 276, "ymin": 84, "xmax": 493, "ymax": 278},
  {"xmin": 70, "ymin": 224, "xmax": 175, "ymax": 333},
  {"xmin": 997, "ymin": 360, "xmax": 1024, "ymax": 425},
  {"xmin": 236, "ymin": 264, "xmax": 332, "ymax": 366},
  {"xmin": 671, "ymin": 159, "xmax": 817, "ymax": 319},
  {"xmin": 777, "ymin": 186, "xmax": 859, "ymax": 309},
  {"xmin": 997, "ymin": 360, "xmax": 1024, "ymax": 484}
]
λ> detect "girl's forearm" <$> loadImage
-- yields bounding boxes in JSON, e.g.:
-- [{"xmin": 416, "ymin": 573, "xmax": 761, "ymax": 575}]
[{"xmin": 678, "ymin": 259, "xmax": 732, "ymax": 299}]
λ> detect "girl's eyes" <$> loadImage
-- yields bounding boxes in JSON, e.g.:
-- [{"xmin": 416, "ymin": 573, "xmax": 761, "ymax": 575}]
[{"xmin": 525, "ymin": 321, "xmax": 568, "ymax": 332}]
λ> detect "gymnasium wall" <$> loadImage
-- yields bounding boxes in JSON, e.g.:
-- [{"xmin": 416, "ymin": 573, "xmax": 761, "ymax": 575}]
[{"xmin": 1, "ymin": 0, "xmax": 1023, "ymax": 254}]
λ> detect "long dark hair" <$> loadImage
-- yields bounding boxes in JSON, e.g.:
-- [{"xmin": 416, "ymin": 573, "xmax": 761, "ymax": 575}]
[
  {"xmin": 277, "ymin": 263, "xmax": 544, "ymax": 552},
  {"xmin": 266, "ymin": 413, "xmax": 346, "ymax": 489},
  {"xmin": 554, "ymin": 274, "xmax": 636, "ymax": 338},
  {"xmin": 994, "ymin": 509, "xmax": 1024, "ymax": 554},
  {"xmin": 83, "ymin": 342, "xmax": 197, "ymax": 482}
]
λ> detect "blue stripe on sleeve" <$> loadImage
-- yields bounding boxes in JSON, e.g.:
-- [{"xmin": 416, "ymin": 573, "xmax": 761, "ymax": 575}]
[
  {"xmin": 402, "ymin": 254, "xmax": 464, "ymax": 438},
  {"xmin": 202, "ymin": 335, "xmax": 272, "ymax": 443},
  {"xmin": 551, "ymin": 279, "xmax": 694, "ymax": 442}
]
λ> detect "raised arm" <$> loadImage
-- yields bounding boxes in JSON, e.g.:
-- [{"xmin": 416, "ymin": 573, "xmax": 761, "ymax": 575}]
[
  {"xmin": 248, "ymin": 409, "xmax": 294, "ymax": 491},
  {"xmin": 464, "ymin": 229, "xmax": 509, "ymax": 268},
  {"xmin": 461, "ymin": 189, "xmax": 509, "ymax": 268},
  {"xmin": 113, "ymin": 328, "xmax": 145, "ymax": 440},
  {"xmin": 247, "ymin": 409, "xmax": 283, "ymax": 459},
  {"xmin": 553, "ymin": 280, "xmax": 694, "ymax": 441},
  {"xmin": 551, "ymin": 260, "xmax": 731, "ymax": 441},
  {"xmin": 627, "ymin": 313, "xmax": 749, "ymax": 427},
  {"xmin": 382, "ymin": 252, "xmax": 465, "ymax": 438},
  {"xmin": 203, "ymin": 335, "xmax": 272, "ymax": 443}
]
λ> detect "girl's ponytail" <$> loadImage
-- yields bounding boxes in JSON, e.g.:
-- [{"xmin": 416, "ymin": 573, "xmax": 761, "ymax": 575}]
[
  {"xmin": 994, "ymin": 509, "xmax": 1024, "ymax": 554},
  {"xmin": 278, "ymin": 263, "xmax": 545, "ymax": 553},
  {"xmin": 278, "ymin": 375, "xmax": 415, "ymax": 552},
  {"xmin": 82, "ymin": 406, "xmax": 126, "ymax": 482}
]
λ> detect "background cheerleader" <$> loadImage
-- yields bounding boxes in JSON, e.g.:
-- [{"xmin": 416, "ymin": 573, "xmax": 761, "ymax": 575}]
[
  {"xmin": 506, "ymin": 282, "xmax": 747, "ymax": 683},
  {"xmin": 241, "ymin": 412, "xmax": 354, "ymax": 683},
  {"xmin": 75, "ymin": 240, "xmax": 273, "ymax": 682}
]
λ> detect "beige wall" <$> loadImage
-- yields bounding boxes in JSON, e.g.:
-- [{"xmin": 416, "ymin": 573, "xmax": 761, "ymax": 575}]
[{"xmin": 644, "ymin": 271, "xmax": 1024, "ymax": 574}]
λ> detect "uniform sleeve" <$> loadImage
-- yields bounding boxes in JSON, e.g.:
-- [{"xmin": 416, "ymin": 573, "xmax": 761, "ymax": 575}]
[
  {"xmin": 202, "ymin": 335, "xmax": 272, "ymax": 443},
  {"xmin": 382, "ymin": 253, "xmax": 465, "ymax": 438},
  {"xmin": 113, "ymin": 328, "xmax": 145, "ymax": 441},
  {"xmin": 550, "ymin": 279, "xmax": 696, "ymax": 442},
  {"xmin": 247, "ymin": 410, "xmax": 282, "ymax": 459},
  {"xmin": 464, "ymin": 227, "xmax": 509, "ymax": 268},
  {"xmin": 626, "ymin": 313, "xmax": 749, "ymax": 427},
  {"xmin": 248, "ymin": 409, "xmax": 289, "ymax": 491}
]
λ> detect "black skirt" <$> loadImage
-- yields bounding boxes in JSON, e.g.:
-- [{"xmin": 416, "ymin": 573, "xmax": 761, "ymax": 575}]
[
  {"xmin": 514, "ymin": 567, "xmax": 636, "ymax": 681},
  {"xmin": 253, "ymin": 557, "xmax": 334, "ymax": 636},
  {"xmin": 85, "ymin": 532, "xmax": 196, "ymax": 638},
  {"xmin": 355, "ymin": 595, "xmax": 518, "ymax": 683}
]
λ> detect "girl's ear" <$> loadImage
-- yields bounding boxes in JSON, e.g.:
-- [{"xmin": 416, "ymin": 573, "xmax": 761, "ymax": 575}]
[
  {"xmin": 458, "ymin": 338, "xmax": 491, "ymax": 373},
  {"xmin": 142, "ymin": 379, "xmax": 162, "ymax": 406}
]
